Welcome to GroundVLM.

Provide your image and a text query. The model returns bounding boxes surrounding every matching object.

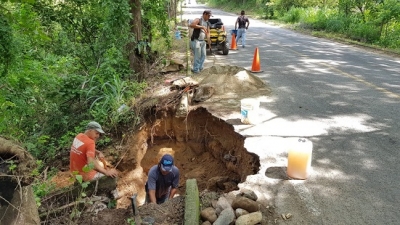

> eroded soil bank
[117,107,261,208]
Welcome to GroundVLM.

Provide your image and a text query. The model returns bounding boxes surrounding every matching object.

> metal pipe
[131,193,139,216]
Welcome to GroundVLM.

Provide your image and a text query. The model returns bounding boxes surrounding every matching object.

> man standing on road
[190,10,212,73]
[70,121,118,181]
[145,154,180,204]
[235,10,250,48]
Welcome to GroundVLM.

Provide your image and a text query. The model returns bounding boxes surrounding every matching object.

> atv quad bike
[207,18,229,55]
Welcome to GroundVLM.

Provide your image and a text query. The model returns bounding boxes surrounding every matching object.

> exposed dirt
[46,36,276,224]
[79,65,272,224]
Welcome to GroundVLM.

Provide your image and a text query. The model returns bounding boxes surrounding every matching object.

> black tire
[222,42,229,55]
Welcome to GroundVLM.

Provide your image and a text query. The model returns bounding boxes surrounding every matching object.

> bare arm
[169,188,178,199]
[235,18,238,29]
[88,156,118,178]
[246,19,250,29]
[190,18,208,33]
[148,190,157,204]
[95,150,104,158]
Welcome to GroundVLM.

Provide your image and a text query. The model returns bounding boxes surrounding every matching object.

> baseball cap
[86,121,105,134]
[160,154,174,172]
[203,10,212,16]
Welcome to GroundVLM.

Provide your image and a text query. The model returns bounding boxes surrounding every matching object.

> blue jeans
[236,28,246,47]
[191,40,206,72]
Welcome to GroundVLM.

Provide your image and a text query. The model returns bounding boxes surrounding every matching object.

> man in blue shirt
[145,154,180,204]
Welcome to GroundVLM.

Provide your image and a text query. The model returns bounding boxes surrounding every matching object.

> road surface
[182,2,400,225]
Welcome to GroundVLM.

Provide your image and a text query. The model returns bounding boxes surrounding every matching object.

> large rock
[236,189,258,201]
[201,207,218,223]
[213,207,235,225]
[235,211,262,225]
[231,197,259,213]
[235,208,249,217]
[214,196,231,215]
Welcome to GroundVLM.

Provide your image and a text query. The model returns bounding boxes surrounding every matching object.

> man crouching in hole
[145,154,180,204]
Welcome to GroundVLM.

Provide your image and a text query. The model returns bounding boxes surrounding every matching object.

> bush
[281,7,302,23]
[325,14,353,33]
[347,23,381,43]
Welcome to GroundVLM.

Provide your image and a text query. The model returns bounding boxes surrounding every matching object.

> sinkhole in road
[117,107,261,206]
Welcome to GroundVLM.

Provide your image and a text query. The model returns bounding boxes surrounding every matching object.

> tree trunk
[129,0,143,78]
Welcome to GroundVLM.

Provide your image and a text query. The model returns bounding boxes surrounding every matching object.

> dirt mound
[190,65,271,119]
[196,65,267,95]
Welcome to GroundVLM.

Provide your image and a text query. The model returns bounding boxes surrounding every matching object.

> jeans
[236,28,246,47]
[191,40,206,72]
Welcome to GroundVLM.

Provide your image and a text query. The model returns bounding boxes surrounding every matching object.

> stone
[231,197,259,213]
[213,207,235,225]
[237,190,258,201]
[201,207,218,223]
[235,211,262,225]
[235,208,249,217]
[214,196,231,215]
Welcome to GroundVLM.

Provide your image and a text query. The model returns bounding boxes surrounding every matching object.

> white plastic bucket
[287,138,313,179]
[240,98,260,124]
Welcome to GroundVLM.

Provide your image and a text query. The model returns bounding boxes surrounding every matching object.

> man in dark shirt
[189,10,212,73]
[235,10,250,48]
[145,154,180,204]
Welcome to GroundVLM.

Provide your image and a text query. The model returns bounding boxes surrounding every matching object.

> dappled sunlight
[287,65,307,73]
[324,83,362,91]
[329,101,351,106]
[301,58,347,66]
[238,107,384,137]
[313,167,363,182]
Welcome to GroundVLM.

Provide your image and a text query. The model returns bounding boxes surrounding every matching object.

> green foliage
[7,160,17,171]
[348,22,381,43]
[281,7,302,23]
[32,164,57,207]
[0,0,154,165]
[0,11,13,77]
[33,180,56,207]
[127,218,137,225]
[264,0,276,19]
[325,15,352,33]
[274,0,303,15]
[378,22,400,48]
[70,173,91,220]
[108,199,117,208]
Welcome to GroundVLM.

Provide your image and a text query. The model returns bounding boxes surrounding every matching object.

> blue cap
[160,154,174,172]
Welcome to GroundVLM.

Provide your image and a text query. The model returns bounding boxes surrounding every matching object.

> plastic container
[240,98,260,125]
[287,138,313,179]
[230,29,238,37]
[175,30,181,40]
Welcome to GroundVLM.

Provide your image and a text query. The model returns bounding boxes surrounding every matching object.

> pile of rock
[200,190,264,225]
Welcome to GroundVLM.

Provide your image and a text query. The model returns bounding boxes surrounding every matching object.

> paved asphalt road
[183,2,400,225]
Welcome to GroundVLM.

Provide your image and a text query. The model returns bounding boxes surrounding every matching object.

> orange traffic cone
[251,47,263,73]
[230,33,237,50]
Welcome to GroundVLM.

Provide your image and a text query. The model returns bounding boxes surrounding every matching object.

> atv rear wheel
[222,42,229,55]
